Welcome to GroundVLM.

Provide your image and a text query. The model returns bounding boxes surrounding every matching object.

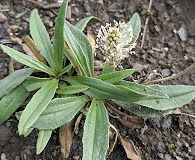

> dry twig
[140,0,153,49]
[27,0,61,9]
[143,63,195,85]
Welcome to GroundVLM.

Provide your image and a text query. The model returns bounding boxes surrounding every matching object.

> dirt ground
[0,0,195,160]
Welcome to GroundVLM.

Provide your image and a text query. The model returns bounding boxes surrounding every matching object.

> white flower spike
[96,20,136,68]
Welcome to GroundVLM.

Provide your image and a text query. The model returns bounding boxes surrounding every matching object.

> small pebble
[163,154,171,160]
[0,13,8,22]
[185,47,194,53]
[132,63,144,72]
[72,7,80,17]
[84,3,90,12]
[97,0,103,5]
[1,153,8,160]
[73,155,80,160]
[66,6,71,20]
[161,68,172,77]
[161,116,172,129]
[114,12,124,18]
[177,27,187,41]
[175,156,183,160]
[190,145,195,156]
[156,142,166,153]
[168,42,174,47]
[158,153,164,159]
[175,6,182,15]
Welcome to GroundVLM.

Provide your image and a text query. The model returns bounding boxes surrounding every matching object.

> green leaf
[0,84,30,124]
[117,81,168,99]
[32,95,88,130]
[23,128,34,137]
[56,84,89,95]
[1,45,57,76]
[23,76,52,92]
[101,62,114,74]
[18,78,58,135]
[82,99,109,160]
[64,44,83,76]
[58,64,72,77]
[114,100,174,118]
[64,21,94,77]
[52,0,68,72]
[134,85,195,110]
[0,68,33,98]
[96,69,135,84]
[122,13,141,45]
[65,76,145,102]
[30,9,55,69]
[75,16,100,31]
[36,129,52,154]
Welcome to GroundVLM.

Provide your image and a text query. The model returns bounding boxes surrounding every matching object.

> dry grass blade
[87,32,96,53]
[74,113,83,134]
[59,120,74,158]
[23,35,47,64]
[108,123,118,155]
[119,135,141,160]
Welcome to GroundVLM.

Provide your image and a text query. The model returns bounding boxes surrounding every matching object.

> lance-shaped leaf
[1,45,57,76]
[57,64,72,77]
[96,69,135,84]
[30,9,55,69]
[32,95,88,130]
[75,16,100,31]
[114,100,174,118]
[122,13,141,45]
[82,99,109,160]
[134,85,195,110]
[52,0,68,72]
[0,68,33,98]
[18,78,58,135]
[64,21,94,77]
[65,76,146,102]
[117,81,168,99]
[102,62,114,74]
[36,129,52,154]
[56,84,89,95]
[0,84,30,124]
[23,76,52,92]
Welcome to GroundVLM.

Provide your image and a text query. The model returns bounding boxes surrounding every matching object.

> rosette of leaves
[0,0,195,159]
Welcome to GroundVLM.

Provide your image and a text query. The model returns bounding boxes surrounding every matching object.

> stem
[143,63,195,85]
[140,0,153,49]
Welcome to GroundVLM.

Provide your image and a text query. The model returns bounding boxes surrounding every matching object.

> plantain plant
[0,0,195,159]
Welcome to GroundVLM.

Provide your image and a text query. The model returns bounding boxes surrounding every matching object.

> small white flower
[96,20,136,68]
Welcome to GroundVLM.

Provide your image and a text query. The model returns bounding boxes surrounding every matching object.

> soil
[0,0,195,160]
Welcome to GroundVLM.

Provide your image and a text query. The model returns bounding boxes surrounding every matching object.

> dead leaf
[119,135,141,160]
[108,123,118,155]
[11,37,22,44]
[74,113,83,134]
[8,58,14,74]
[118,118,141,129]
[59,120,74,158]
[21,43,38,60]
[173,108,181,115]
[23,35,47,64]
[87,32,96,53]
[107,103,145,129]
